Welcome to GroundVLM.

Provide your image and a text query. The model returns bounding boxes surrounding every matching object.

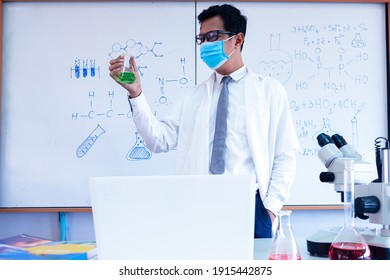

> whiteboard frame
[0,0,388,212]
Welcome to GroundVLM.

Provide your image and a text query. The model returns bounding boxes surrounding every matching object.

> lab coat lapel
[244,72,270,190]
[177,73,215,175]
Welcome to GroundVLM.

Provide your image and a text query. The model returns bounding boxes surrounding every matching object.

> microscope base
[306,228,390,259]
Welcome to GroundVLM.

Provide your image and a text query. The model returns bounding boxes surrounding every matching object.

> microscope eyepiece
[331,134,347,148]
[317,133,333,147]
[317,133,343,167]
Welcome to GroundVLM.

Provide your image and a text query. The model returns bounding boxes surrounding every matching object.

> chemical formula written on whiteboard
[258,20,375,157]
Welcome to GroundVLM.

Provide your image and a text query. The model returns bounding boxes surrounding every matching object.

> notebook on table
[90,174,256,260]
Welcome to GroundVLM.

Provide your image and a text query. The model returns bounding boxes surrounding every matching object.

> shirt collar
[215,65,248,84]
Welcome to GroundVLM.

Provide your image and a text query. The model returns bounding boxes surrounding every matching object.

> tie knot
[221,76,232,84]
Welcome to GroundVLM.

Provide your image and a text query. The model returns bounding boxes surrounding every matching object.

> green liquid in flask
[116,72,136,84]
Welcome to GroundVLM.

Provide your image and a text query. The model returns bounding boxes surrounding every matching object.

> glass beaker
[116,52,136,84]
[268,210,301,260]
[328,159,371,260]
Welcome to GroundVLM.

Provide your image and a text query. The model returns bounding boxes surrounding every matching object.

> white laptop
[90,174,256,260]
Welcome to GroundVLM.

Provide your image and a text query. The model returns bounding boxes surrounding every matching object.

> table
[253,238,328,260]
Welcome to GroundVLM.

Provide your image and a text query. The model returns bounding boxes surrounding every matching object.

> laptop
[90,174,256,260]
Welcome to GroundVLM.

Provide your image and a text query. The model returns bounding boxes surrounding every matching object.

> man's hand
[109,54,143,98]
[267,209,276,223]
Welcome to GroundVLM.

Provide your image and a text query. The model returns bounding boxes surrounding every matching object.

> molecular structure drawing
[108,39,163,59]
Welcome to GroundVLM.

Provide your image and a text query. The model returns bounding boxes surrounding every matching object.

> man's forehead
[199,16,224,32]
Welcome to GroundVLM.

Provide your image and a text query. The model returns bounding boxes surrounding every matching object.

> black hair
[197,4,247,37]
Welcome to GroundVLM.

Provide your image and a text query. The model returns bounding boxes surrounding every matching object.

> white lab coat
[130,69,300,215]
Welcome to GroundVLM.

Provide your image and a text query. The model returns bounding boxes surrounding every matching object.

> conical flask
[268,210,301,260]
[328,159,371,260]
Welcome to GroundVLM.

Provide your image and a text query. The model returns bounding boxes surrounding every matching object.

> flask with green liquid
[116,53,136,84]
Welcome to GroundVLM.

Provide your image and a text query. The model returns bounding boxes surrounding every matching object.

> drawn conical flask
[268,210,301,260]
[328,160,371,260]
[351,33,366,48]
[126,132,152,161]
[312,118,338,144]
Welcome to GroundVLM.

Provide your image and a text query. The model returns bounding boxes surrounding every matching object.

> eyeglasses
[195,30,235,45]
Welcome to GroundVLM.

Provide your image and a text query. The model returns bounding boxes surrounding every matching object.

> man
[109,4,299,238]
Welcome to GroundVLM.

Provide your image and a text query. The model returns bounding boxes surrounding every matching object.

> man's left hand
[267,209,276,223]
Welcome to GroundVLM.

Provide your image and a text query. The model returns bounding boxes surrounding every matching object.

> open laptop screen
[90,174,255,260]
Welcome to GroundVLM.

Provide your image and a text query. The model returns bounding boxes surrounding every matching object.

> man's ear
[235,32,245,49]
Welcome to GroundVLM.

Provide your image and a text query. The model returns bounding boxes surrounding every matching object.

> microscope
[306,133,390,259]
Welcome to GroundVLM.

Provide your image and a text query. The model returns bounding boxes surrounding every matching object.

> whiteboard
[1,1,388,207]
[1,2,196,207]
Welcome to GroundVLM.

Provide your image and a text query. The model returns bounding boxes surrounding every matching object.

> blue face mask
[200,36,236,70]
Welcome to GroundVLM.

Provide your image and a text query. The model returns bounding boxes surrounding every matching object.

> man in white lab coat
[109,4,300,238]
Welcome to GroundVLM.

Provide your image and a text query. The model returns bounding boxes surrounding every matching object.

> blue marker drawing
[71,58,81,79]
[258,33,293,84]
[82,59,88,78]
[126,132,152,161]
[109,39,163,60]
[76,124,106,158]
[70,58,100,79]
[90,59,96,77]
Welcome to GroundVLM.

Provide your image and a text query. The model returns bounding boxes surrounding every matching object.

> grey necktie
[210,76,232,174]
